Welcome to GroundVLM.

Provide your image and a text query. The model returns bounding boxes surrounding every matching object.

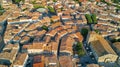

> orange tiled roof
[51,16,60,22]
[75,32,83,42]
[50,22,62,29]
[59,56,73,67]
[46,30,57,37]
[33,62,44,67]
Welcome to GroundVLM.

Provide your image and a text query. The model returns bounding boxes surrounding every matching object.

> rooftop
[59,56,73,67]
[60,36,75,52]
[91,40,108,56]
[113,42,120,51]
[0,65,7,67]
[51,16,60,22]
[13,53,28,65]
[46,30,57,37]
[0,10,11,22]
[50,22,62,29]
[45,55,58,64]
[89,32,117,56]
[37,8,46,13]
[23,42,44,49]
[35,30,46,36]
[86,64,99,67]
[45,55,59,67]
[75,32,83,42]
[33,55,44,67]
[48,41,58,51]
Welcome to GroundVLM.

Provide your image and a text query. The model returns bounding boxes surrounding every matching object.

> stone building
[87,32,118,65]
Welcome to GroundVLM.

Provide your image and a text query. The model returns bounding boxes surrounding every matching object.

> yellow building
[87,32,118,65]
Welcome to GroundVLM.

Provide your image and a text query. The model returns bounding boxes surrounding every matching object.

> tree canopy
[0,5,4,10]
[94,29,100,34]
[85,14,97,24]
[41,25,49,31]
[47,6,55,13]
[85,14,93,24]
[33,5,45,9]
[81,28,89,39]
[53,0,57,2]
[91,14,97,24]
[0,5,5,15]
[74,42,85,56]
[111,0,119,3]
[12,0,24,4]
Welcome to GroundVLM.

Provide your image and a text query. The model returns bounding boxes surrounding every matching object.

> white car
[86,47,89,50]
[89,52,93,55]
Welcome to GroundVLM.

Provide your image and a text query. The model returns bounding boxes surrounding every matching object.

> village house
[13,53,28,67]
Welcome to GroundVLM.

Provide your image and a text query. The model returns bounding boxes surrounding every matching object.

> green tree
[100,0,105,2]
[31,0,36,4]
[33,5,45,9]
[81,28,89,39]
[94,29,100,34]
[91,14,97,24]
[74,42,85,56]
[0,5,5,15]
[47,6,55,13]
[53,0,57,2]
[0,5,4,10]
[15,0,21,3]
[12,0,25,5]
[112,0,119,3]
[12,0,21,4]
[110,39,117,43]
[117,38,120,42]
[85,14,93,24]
[41,25,49,31]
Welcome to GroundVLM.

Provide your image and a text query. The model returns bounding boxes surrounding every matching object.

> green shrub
[34,5,45,9]
[74,42,85,56]
[47,6,55,13]
[41,25,49,31]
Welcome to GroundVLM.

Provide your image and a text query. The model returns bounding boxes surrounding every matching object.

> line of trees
[85,14,97,24]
